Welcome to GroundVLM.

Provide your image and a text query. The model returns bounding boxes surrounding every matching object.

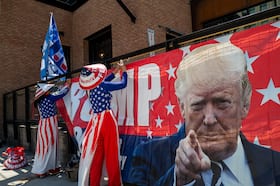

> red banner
[57,20,280,181]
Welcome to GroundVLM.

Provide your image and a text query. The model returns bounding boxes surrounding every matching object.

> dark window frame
[86,25,112,68]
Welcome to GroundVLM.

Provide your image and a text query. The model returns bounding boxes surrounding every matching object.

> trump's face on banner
[175,43,251,161]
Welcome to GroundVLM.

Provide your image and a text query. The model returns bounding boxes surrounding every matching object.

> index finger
[187,130,199,153]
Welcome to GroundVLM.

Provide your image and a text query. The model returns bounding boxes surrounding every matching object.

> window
[203,0,279,29]
[87,26,112,68]
[63,45,71,72]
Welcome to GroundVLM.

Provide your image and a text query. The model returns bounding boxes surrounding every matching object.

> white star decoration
[271,21,280,28]
[166,64,176,80]
[253,136,271,148]
[256,78,280,105]
[276,31,280,41]
[175,120,184,132]
[214,34,232,43]
[149,101,154,111]
[271,21,280,41]
[181,45,191,58]
[146,129,153,139]
[245,51,259,74]
[165,101,175,115]
[155,115,163,128]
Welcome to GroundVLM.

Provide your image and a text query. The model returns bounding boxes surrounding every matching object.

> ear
[180,102,185,118]
[241,103,249,119]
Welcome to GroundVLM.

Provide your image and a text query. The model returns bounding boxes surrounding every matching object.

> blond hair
[175,42,252,108]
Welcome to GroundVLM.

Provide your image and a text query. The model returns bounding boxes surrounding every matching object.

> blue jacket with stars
[127,125,280,186]
[89,72,128,113]
[38,85,70,119]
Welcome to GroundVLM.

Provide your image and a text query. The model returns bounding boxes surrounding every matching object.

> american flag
[56,20,280,181]
[40,13,68,81]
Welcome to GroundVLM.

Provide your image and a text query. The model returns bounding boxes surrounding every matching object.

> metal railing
[3,6,279,149]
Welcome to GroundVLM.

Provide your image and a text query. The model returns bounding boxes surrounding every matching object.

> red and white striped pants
[78,110,121,186]
[31,115,59,174]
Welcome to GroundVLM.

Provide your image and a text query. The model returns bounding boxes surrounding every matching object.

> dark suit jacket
[126,125,280,186]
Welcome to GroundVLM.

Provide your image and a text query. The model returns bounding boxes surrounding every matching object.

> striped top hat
[35,83,55,100]
[79,64,107,90]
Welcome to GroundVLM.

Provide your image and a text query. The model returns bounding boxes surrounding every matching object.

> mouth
[197,134,224,141]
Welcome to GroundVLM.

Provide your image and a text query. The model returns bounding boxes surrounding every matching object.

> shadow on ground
[0,145,77,186]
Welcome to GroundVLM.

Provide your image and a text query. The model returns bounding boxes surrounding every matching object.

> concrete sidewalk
[0,145,78,186]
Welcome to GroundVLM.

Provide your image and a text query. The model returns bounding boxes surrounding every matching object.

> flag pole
[46,12,53,82]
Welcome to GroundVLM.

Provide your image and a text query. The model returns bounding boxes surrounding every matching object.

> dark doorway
[87,25,112,68]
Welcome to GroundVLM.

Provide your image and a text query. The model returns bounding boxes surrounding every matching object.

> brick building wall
[0,0,192,140]
[0,0,73,139]
[71,0,192,69]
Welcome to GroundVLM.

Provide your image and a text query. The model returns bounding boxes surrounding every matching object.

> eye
[215,99,231,109]
[190,102,204,111]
